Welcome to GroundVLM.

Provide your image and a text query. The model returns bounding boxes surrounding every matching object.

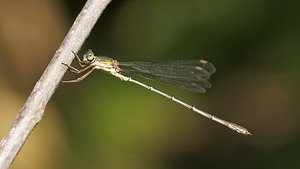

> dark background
[0,0,299,169]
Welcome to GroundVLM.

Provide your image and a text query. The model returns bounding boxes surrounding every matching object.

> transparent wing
[119,60,215,93]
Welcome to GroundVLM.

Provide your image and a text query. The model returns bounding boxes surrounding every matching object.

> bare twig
[0,0,112,168]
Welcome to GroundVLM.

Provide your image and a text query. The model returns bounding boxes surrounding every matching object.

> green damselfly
[62,50,251,135]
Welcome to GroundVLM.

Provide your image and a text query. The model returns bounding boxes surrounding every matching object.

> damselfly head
[83,49,95,63]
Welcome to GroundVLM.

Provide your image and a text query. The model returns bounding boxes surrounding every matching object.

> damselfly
[62,50,251,135]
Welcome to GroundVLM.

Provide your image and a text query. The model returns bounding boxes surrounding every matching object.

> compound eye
[83,50,94,61]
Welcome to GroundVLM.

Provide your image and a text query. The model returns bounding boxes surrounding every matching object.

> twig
[0,0,112,168]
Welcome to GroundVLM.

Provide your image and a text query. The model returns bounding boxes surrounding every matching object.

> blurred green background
[0,0,299,169]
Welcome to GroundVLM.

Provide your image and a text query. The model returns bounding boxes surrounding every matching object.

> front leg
[72,50,85,67]
[62,67,95,83]
[62,63,93,74]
